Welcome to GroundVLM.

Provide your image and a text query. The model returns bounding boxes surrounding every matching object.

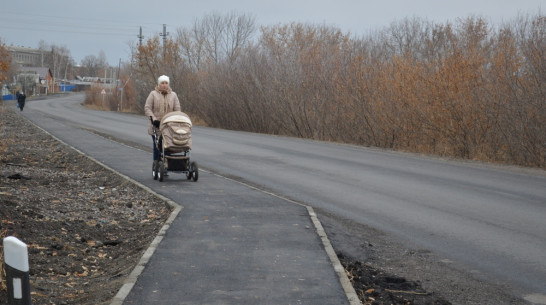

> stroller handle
[150,116,160,135]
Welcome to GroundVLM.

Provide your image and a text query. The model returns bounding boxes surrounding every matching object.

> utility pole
[137,26,144,46]
[159,24,169,52]
[117,58,121,111]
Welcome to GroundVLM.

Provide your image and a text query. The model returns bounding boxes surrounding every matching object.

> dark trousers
[152,136,159,161]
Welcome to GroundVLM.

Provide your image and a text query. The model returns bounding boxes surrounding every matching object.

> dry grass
[83,103,110,111]
[84,87,120,111]
[186,112,208,127]
[0,104,7,292]
[0,103,8,153]
[0,101,14,156]
[0,227,6,292]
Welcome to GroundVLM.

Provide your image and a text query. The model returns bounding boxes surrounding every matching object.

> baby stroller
[152,111,199,182]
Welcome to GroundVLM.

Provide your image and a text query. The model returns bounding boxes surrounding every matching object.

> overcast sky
[1,0,543,65]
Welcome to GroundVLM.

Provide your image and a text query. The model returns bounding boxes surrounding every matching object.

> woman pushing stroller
[144,75,181,175]
[145,75,198,182]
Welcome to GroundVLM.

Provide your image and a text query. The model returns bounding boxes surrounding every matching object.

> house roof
[18,67,52,79]
[8,46,42,54]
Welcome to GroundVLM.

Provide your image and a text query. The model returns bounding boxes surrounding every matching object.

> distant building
[1,84,11,99]
[8,46,44,67]
[17,67,54,95]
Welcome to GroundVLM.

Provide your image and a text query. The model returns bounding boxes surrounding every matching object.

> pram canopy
[160,111,192,152]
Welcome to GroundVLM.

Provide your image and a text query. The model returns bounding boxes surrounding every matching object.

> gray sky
[1,0,543,65]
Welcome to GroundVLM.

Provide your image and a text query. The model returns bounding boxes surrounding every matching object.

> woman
[144,75,181,176]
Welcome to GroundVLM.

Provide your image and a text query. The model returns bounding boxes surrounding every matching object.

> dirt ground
[0,105,171,304]
[317,208,528,305]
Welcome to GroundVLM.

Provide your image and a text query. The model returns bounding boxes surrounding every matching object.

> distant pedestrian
[144,75,181,173]
[16,91,20,108]
[17,91,26,111]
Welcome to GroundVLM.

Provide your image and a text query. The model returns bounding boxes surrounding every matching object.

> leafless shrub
[130,11,545,168]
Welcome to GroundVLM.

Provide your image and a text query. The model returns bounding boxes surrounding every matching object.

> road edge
[19,115,183,305]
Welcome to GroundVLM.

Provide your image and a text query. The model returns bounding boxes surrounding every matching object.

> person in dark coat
[17,91,26,111]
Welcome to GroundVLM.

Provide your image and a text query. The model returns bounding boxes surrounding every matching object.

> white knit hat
[158,75,170,85]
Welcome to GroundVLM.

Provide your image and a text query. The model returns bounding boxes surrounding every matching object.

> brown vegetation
[0,104,9,292]
[83,72,138,112]
[127,12,544,168]
[0,39,12,91]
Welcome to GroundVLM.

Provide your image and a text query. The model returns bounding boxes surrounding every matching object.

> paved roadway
[23,94,546,303]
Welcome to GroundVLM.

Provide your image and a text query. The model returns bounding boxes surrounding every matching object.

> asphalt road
[22,94,546,303]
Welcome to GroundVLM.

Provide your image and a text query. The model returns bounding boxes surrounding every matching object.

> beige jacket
[144,87,181,135]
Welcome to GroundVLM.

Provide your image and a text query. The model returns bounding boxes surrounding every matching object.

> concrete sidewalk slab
[21,110,354,305]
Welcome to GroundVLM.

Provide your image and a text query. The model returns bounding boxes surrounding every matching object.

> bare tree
[223,12,256,63]
[130,11,545,168]
[177,27,206,71]
[178,12,256,68]
[80,51,109,77]
[81,55,100,76]
[36,44,73,81]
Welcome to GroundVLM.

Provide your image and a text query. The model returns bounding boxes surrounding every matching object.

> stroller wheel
[158,161,165,182]
[153,161,158,180]
[191,161,199,182]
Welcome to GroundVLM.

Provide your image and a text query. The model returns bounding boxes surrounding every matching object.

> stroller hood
[160,111,192,151]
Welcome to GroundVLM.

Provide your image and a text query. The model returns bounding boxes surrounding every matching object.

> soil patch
[0,105,171,304]
[318,208,526,305]
[339,253,451,305]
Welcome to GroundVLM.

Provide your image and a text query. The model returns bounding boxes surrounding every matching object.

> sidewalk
[21,109,356,305]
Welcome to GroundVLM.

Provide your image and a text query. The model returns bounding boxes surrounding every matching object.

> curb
[22,112,360,305]
[110,206,182,305]
[207,171,362,305]
[307,206,361,305]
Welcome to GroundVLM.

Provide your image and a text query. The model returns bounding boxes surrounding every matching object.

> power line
[0,17,137,32]
[0,11,172,40]
[0,24,136,37]
[0,18,173,42]
[0,11,163,28]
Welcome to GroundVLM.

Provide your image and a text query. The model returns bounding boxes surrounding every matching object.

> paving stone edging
[209,172,361,305]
